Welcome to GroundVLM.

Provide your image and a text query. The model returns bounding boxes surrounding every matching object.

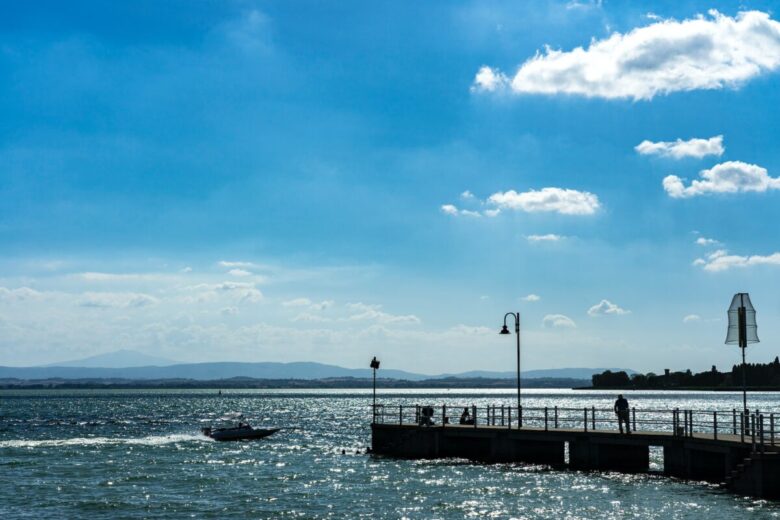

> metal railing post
[672,409,677,436]
[733,408,737,435]
[584,407,588,432]
[508,406,512,430]
[713,411,718,440]
[544,407,549,431]
[591,406,596,431]
[740,411,745,443]
[760,414,765,453]
[751,414,756,451]
[442,404,446,428]
[473,405,477,429]
[771,413,775,446]
[400,405,404,425]
[632,407,636,432]
[554,406,559,429]
[519,406,523,429]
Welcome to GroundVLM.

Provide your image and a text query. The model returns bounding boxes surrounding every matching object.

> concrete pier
[371,405,780,500]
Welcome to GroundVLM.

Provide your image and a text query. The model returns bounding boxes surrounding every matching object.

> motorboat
[201,413,280,441]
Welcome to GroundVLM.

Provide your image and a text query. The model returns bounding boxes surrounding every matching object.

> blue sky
[1,1,780,373]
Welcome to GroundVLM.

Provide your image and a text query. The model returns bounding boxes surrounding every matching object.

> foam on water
[0,433,209,448]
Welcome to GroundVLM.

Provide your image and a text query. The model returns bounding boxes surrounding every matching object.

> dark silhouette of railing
[372,404,779,449]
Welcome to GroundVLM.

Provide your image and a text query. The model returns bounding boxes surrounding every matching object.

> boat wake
[0,433,210,449]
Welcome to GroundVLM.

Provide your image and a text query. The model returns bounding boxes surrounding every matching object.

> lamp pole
[500,312,521,419]
[370,357,380,424]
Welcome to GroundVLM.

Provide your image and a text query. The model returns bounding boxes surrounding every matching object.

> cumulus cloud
[543,314,577,328]
[527,234,564,242]
[522,294,541,302]
[218,260,257,268]
[588,299,630,316]
[663,161,780,198]
[694,249,780,272]
[460,190,475,200]
[471,65,509,92]
[78,292,159,309]
[635,136,724,159]
[228,268,252,277]
[683,314,701,323]
[488,188,600,215]
[475,11,780,100]
[220,307,239,316]
[696,237,720,246]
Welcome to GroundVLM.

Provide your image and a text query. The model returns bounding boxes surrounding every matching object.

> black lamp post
[370,356,380,423]
[500,312,521,422]
[726,293,759,413]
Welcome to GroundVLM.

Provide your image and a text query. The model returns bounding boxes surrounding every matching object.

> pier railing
[372,404,779,448]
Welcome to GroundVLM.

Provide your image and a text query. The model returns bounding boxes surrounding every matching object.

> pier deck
[371,404,780,499]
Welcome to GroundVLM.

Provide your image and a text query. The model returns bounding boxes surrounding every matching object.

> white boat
[201,413,280,441]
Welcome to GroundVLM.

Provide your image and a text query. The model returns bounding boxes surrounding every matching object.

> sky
[2,0,780,374]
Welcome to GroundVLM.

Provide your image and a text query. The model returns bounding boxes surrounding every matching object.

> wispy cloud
[527,234,564,242]
[522,294,540,302]
[635,136,724,159]
[543,314,576,328]
[78,292,159,309]
[474,11,780,100]
[694,249,780,272]
[683,314,701,323]
[696,237,720,246]
[664,161,780,198]
[588,299,630,316]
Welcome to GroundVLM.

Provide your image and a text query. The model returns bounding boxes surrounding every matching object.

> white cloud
[588,299,630,316]
[345,302,421,324]
[218,260,259,269]
[527,234,564,242]
[635,136,724,159]
[180,267,193,273]
[77,272,161,282]
[309,300,335,311]
[543,314,577,328]
[78,292,159,309]
[185,281,263,303]
[228,268,252,277]
[683,314,701,323]
[488,188,600,215]
[460,190,475,200]
[522,294,540,302]
[696,237,720,246]
[471,65,509,92]
[477,11,780,100]
[291,313,331,323]
[0,287,43,302]
[663,161,780,198]
[283,297,312,307]
[694,249,780,272]
[440,204,482,218]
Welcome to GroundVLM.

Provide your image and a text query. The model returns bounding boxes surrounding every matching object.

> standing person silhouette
[614,394,631,434]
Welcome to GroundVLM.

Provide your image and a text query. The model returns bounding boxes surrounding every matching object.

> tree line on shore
[592,357,780,389]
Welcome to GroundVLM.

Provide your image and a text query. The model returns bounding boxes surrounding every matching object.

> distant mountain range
[0,350,634,382]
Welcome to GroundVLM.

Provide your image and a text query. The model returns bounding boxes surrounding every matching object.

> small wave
[0,433,209,449]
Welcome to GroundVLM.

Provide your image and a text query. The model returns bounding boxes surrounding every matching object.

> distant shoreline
[576,386,780,392]
[0,376,590,390]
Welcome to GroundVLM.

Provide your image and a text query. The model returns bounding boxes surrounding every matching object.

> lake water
[1,388,779,518]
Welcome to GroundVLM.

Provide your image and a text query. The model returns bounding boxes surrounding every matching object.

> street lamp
[370,356,380,423]
[500,312,521,423]
[725,293,759,412]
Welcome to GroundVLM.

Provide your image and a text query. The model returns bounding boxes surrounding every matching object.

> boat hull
[202,427,280,441]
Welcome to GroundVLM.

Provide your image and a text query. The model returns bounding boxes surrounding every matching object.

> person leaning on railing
[614,394,631,434]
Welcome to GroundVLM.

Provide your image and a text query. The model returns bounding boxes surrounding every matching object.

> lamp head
[499,325,510,335]
[370,357,380,370]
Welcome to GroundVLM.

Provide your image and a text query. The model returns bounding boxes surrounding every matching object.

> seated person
[459,407,474,425]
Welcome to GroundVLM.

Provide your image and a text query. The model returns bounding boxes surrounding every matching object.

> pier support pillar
[569,439,649,473]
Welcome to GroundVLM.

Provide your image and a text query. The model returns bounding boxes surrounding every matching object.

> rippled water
[1,388,779,518]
